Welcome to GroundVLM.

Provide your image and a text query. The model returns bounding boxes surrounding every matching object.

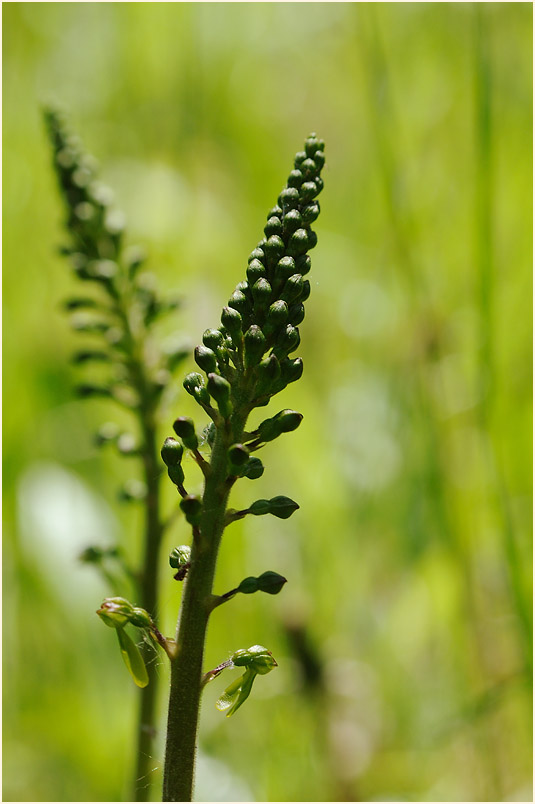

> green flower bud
[180,494,202,526]
[300,278,311,300]
[294,150,307,167]
[287,169,304,188]
[232,645,277,674]
[267,205,283,219]
[248,498,271,515]
[203,421,216,447]
[307,230,318,250]
[97,597,134,629]
[248,495,298,518]
[248,247,265,264]
[278,187,300,210]
[169,544,191,569]
[315,175,324,194]
[276,324,301,354]
[168,463,185,487]
[251,277,272,312]
[161,436,184,467]
[287,228,310,257]
[228,289,250,317]
[244,325,267,368]
[203,328,225,351]
[256,571,287,595]
[299,157,317,177]
[207,373,233,418]
[183,371,207,399]
[305,135,320,157]
[264,216,283,238]
[247,258,266,284]
[237,576,259,594]
[221,306,242,337]
[313,150,325,169]
[130,606,153,629]
[300,181,318,202]
[301,201,320,223]
[173,416,198,450]
[228,443,250,468]
[264,235,285,262]
[283,209,303,233]
[257,409,303,442]
[295,254,311,276]
[280,274,304,304]
[243,456,264,479]
[287,303,305,326]
[276,256,297,281]
[195,345,218,374]
[255,354,280,396]
[263,300,288,335]
[280,357,304,384]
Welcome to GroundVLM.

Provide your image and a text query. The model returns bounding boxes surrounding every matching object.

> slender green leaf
[116,627,149,688]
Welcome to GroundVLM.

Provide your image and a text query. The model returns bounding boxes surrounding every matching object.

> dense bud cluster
[44,107,186,416]
[183,134,324,419]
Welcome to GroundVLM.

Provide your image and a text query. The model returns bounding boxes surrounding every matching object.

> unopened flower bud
[280,274,304,304]
[248,247,265,264]
[228,289,250,317]
[169,544,191,569]
[180,494,202,526]
[283,209,303,233]
[207,373,233,418]
[276,256,297,281]
[243,456,264,479]
[97,596,134,628]
[287,303,305,326]
[203,328,225,351]
[247,259,266,284]
[228,443,250,468]
[264,235,285,263]
[244,325,267,368]
[287,169,303,188]
[173,417,198,450]
[264,216,283,238]
[256,571,287,595]
[301,202,320,224]
[305,135,320,157]
[195,345,218,374]
[130,607,153,629]
[251,278,272,312]
[280,357,304,385]
[232,645,277,674]
[263,300,288,335]
[279,187,299,209]
[255,354,280,396]
[221,306,242,338]
[287,228,310,257]
[237,576,259,594]
[161,437,184,467]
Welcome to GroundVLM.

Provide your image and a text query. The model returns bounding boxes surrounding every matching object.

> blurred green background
[3,3,532,801]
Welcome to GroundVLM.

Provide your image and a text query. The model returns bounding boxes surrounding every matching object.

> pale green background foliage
[3,3,532,802]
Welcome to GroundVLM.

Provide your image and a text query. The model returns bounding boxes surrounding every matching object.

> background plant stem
[133,417,163,801]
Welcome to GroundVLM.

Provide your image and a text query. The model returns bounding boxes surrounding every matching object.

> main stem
[162,407,248,802]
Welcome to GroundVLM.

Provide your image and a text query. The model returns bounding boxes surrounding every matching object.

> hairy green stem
[162,409,248,801]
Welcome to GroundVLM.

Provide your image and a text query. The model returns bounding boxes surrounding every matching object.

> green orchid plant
[93,131,324,801]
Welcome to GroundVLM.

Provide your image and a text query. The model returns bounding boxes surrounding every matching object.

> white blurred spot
[17,462,119,607]
[194,753,254,802]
